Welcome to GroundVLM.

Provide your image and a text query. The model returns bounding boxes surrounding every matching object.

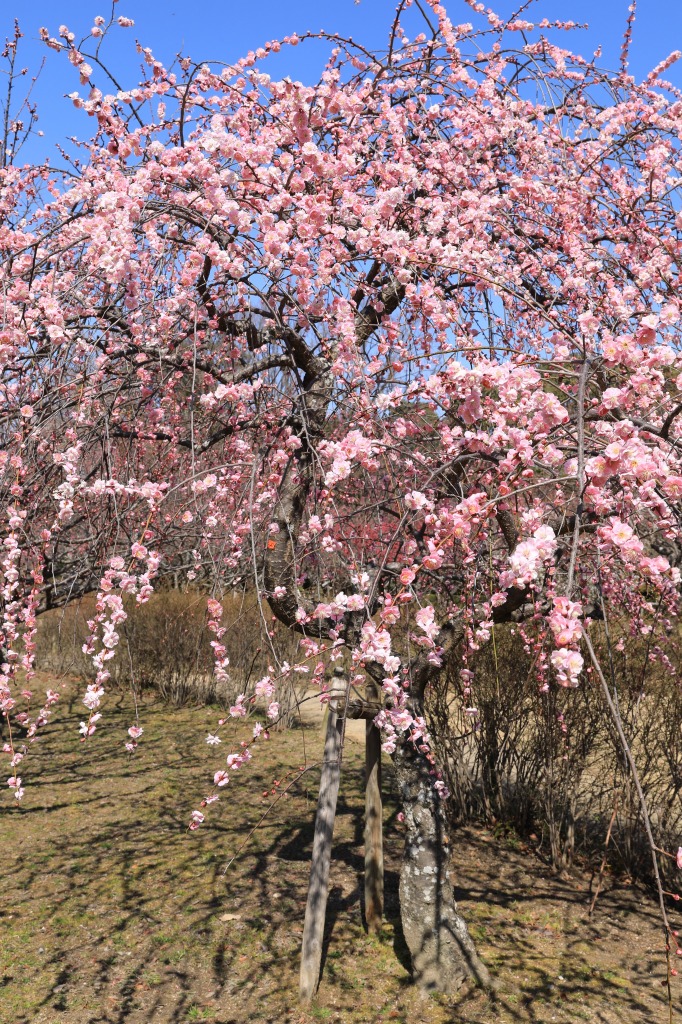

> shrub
[426,623,682,885]
[36,588,303,718]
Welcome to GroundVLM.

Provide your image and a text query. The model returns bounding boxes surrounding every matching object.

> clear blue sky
[3,0,682,164]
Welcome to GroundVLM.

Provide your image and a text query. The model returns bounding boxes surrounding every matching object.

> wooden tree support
[299,668,385,1001]
[364,679,383,933]
[299,667,345,1003]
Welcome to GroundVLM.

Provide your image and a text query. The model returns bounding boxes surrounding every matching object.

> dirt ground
[0,676,678,1024]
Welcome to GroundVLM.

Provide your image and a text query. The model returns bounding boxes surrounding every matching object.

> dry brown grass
[1,673,678,1024]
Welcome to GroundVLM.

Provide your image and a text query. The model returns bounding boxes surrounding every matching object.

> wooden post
[299,666,345,1003]
[364,679,383,932]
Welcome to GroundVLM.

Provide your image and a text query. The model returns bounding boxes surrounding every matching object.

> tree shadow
[2,679,675,1024]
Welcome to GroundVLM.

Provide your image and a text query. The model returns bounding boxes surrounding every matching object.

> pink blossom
[255,676,274,699]
[405,490,431,511]
[189,810,205,830]
[604,518,635,547]
[380,595,400,625]
[509,526,556,584]
[359,622,393,666]
[549,598,583,647]
[422,542,444,571]
[663,476,682,499]
[83,684,104,710]
[551,649,584,688]
[229,697,247,718]
[266,701,280,720]
[415,605,439,641]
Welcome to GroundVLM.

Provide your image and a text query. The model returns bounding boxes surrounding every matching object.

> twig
[220,762,319,875]
[589,791,619,917]
[566,357,590,597]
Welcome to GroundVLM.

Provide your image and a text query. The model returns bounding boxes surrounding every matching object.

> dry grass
[0,673,678,1024]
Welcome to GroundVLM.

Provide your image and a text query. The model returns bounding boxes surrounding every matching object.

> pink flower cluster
[207,597,230,685]
[505,526,556,588]
[79,546,160,743]
[548,597,584,689]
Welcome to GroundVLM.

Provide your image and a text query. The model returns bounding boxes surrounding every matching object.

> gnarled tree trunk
[393,726,492,994]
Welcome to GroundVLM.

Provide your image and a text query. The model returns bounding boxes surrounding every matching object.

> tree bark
[392,732,492,994]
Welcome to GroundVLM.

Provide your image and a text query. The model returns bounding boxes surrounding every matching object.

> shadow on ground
[0,676,675,1024]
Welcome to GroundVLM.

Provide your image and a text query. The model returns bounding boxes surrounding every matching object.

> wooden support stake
[364,679,384,933]
[299,667,345,1003]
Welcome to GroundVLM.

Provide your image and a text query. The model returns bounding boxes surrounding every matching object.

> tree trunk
[393,733,492,994]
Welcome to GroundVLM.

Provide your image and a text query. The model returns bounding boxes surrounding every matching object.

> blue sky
[3,0,682,163]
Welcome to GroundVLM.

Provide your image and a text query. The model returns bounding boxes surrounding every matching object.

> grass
[0,674,678,1024]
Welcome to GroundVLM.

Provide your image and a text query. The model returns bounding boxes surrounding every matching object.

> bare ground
[0,676,678,1024]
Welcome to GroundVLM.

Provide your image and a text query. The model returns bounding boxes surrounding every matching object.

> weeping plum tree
[2,0,682,995]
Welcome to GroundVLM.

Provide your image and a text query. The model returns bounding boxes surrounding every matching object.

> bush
[36,588,304,718]
[39,592,682,886]
[426,622,682,885]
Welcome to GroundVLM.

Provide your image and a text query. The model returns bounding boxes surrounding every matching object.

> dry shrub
[426,623,682,884]
[36,588,303,717]
[38,592,681,883]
